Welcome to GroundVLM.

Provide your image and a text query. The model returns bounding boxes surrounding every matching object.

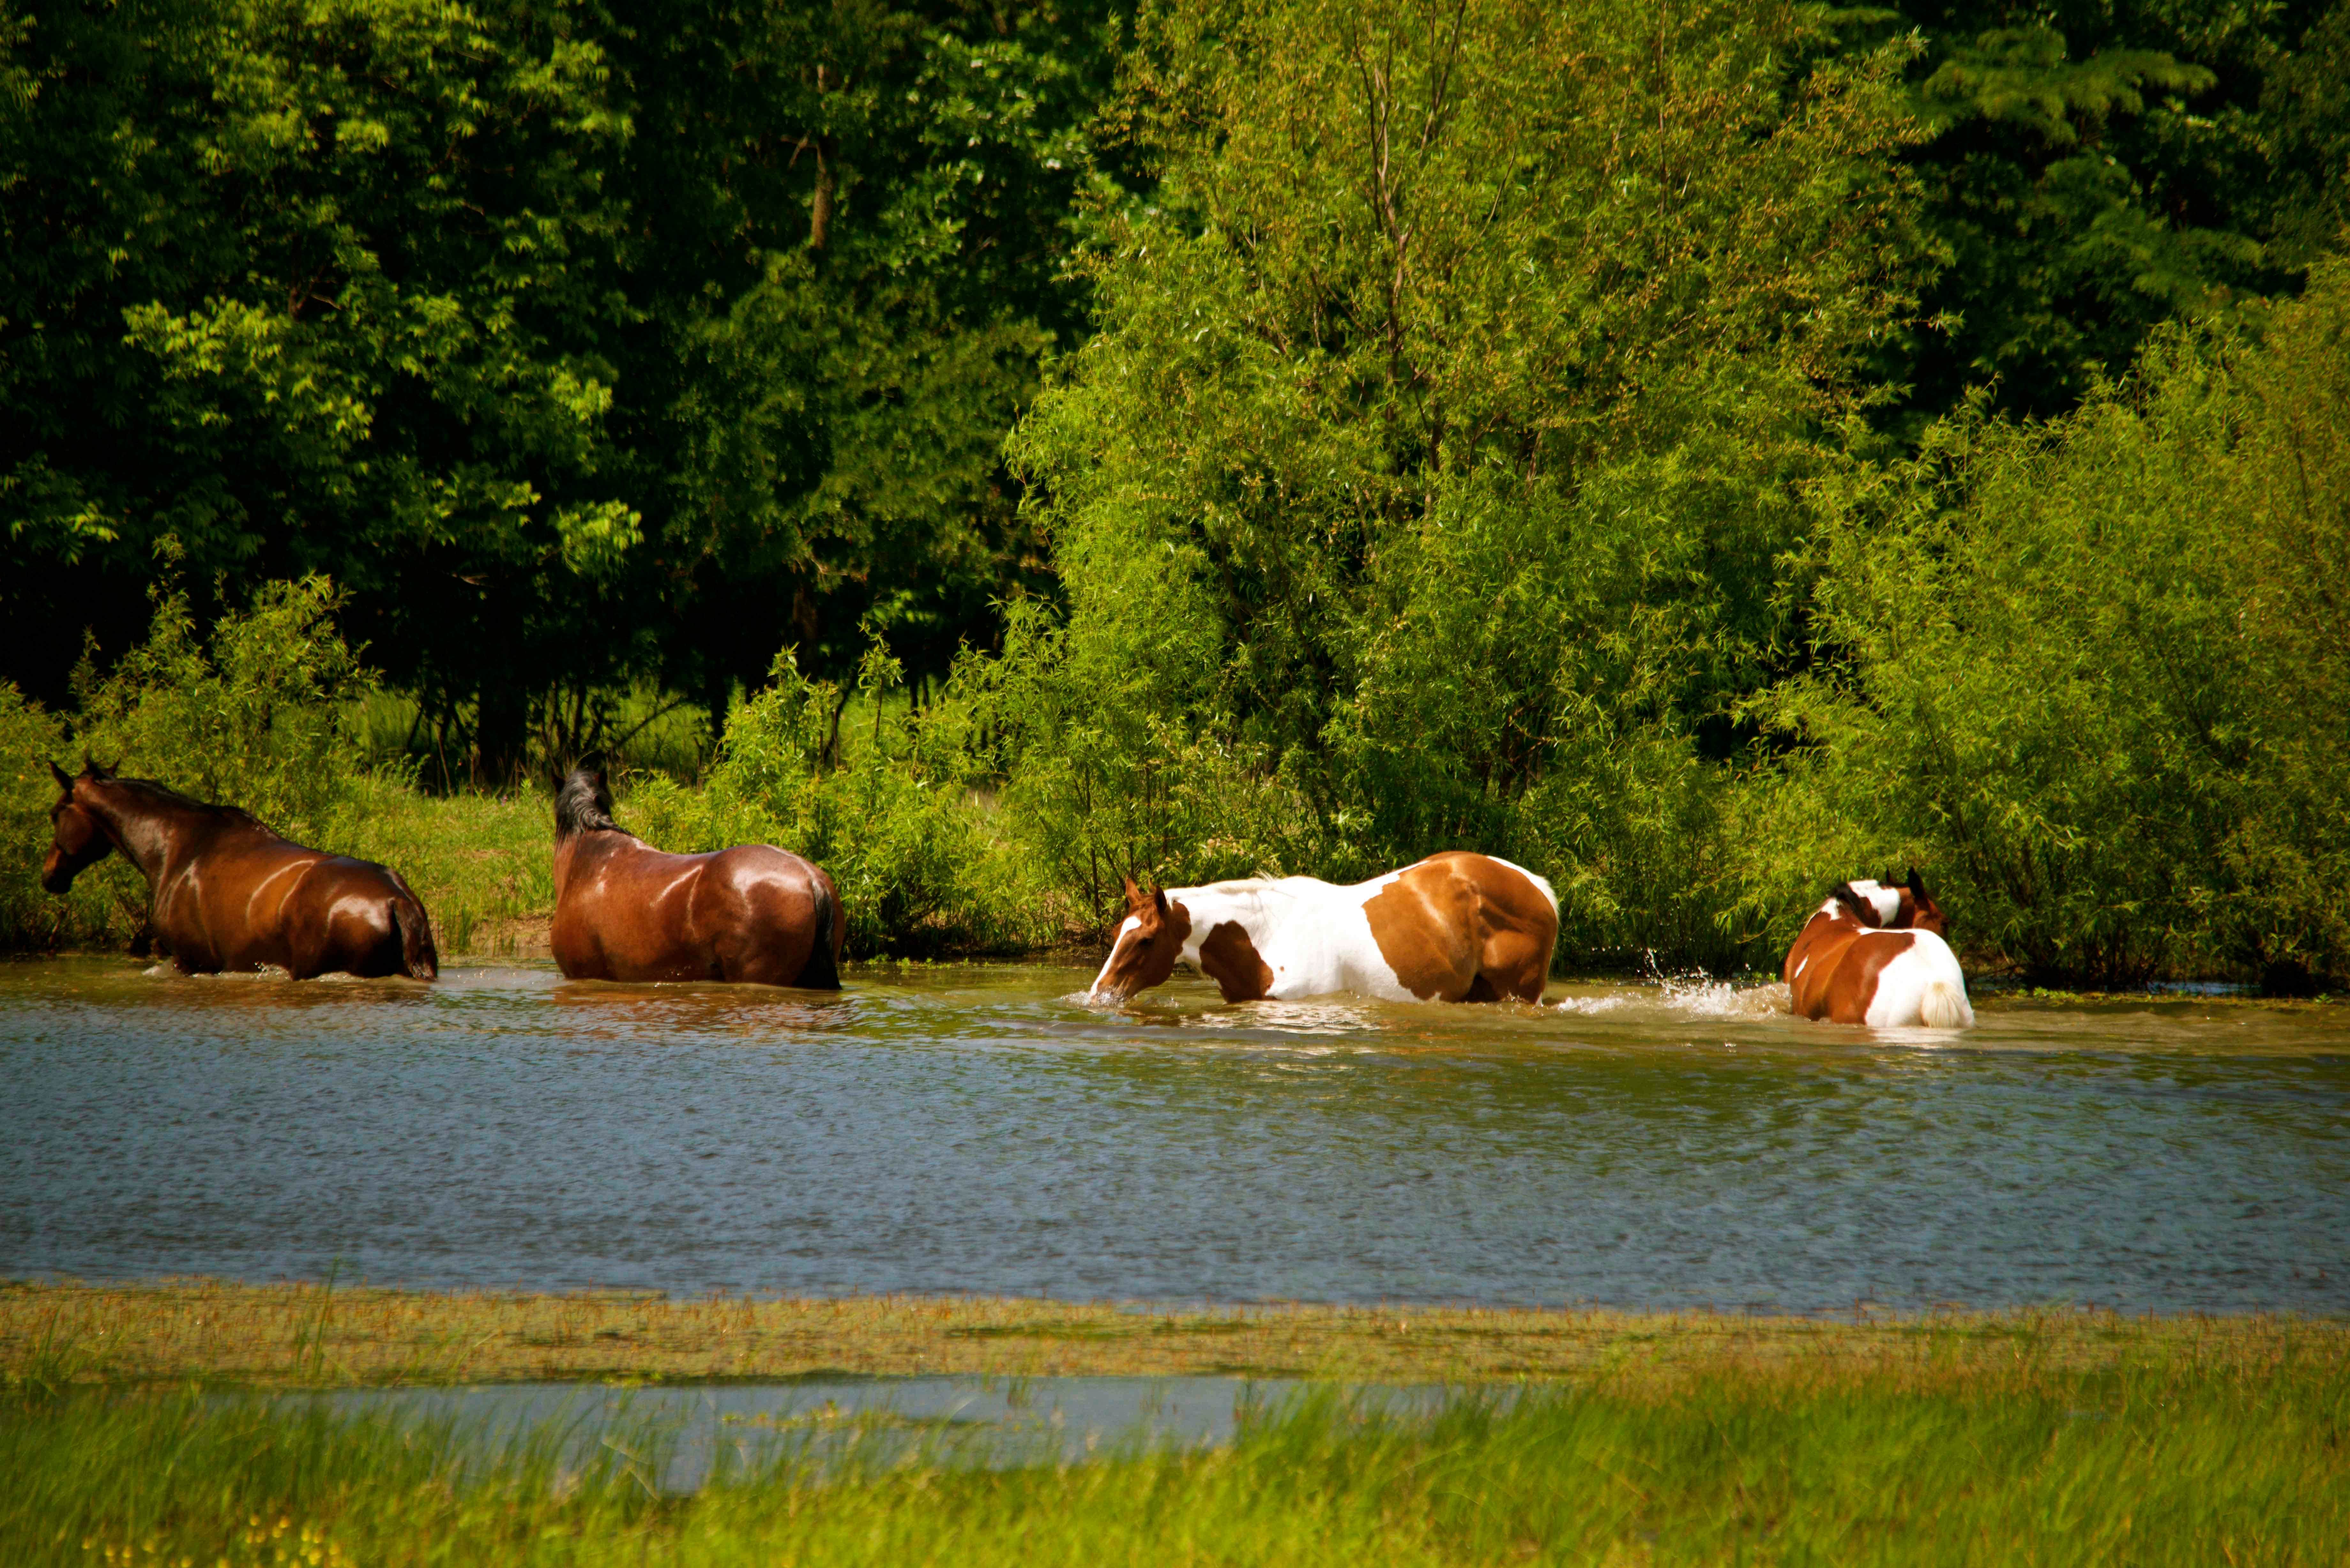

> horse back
[1787,914,1920,1024]
[553,835,840,987]
[163,833,427,979]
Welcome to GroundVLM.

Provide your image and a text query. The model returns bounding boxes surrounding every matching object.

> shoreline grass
[5,1287,2344,1565]
[5,1280,2344,1390]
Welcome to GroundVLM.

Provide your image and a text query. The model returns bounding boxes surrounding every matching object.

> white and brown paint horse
[1784,870,1973,1028]
[1088,853,1559,1005]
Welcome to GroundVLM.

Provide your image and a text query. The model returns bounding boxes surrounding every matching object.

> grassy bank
[4,1287,2343,1565]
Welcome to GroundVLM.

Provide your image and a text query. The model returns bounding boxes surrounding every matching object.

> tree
[1006,0,1937,953]
[1882,0,2350,424]
[0,0,1123,780]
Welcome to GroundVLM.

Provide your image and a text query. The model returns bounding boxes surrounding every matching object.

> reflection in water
[1,957,2345,1312]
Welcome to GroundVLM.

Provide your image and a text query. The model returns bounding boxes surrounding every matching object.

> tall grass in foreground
[6,1344,2344,1566]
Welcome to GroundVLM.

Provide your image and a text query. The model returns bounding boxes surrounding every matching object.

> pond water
[271,1376,1311,1486]
[2,958,2344,1313]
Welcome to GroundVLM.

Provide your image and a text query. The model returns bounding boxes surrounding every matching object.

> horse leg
[1475,925,1552,1003]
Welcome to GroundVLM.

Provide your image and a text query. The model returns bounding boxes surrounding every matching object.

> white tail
[1919,978,1973,1029]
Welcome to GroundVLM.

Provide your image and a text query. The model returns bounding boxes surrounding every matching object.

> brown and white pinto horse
[1784,870,1973,1028]
[549,766,844,987]
[1089,852,1558,1005]
[42,760,438,979]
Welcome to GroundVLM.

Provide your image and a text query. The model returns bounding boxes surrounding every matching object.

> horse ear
[1121,875,1143,909]
[49,760,73,791]
[1151,884,1171,917]
[1907,866,1927,896]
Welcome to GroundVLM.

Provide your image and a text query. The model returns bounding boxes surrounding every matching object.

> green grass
[323,775,554,959]
[6,1337,2344,1566]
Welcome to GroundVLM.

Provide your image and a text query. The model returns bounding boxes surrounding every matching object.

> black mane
[554,767,622,838]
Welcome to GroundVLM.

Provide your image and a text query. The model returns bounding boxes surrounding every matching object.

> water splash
[1552,973,1789,1022]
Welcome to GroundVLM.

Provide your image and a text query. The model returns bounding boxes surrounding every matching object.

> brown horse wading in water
[41,760,438,979]
[550,766,844,986]
[1784,870,1973,1029]
[1089,852,1559,1005]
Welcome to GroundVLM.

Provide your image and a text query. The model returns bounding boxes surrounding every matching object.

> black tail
[395,895,440,981]
[797,878,841,990]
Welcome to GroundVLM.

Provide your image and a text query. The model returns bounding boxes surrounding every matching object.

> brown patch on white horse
[1362,853,1553,1003]
[1198,919,1275,1002]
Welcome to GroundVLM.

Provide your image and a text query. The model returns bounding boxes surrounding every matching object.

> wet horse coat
[1089,852,1558,1005]
[41,762,437,979]
[549,767,844,987]
[1784,874,1973,1028]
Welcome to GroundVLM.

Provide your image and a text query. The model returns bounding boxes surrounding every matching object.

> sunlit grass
[8,1285,2340,1562]
[5,1330,2343,1565]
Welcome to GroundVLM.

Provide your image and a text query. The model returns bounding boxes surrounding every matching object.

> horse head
[1899,867,1949,938]
[1088,876,1193,1003]
[42,758,117,893]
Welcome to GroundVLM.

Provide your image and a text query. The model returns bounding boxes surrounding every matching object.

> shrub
[1737,264,2350,987]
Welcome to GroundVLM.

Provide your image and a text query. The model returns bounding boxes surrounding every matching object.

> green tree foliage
[1742,262,2350,987]
[1007,0,1937,953]
[1886,0,2350,423]
[0,0,1118,779]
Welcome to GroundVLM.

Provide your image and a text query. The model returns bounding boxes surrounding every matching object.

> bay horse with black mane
[1784,870,1973,1028]
[41,759,438,979]
[550,765,844,987]
[1089,852,1558,1005]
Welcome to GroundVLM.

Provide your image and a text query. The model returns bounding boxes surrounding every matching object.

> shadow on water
[2,955,2345,1311]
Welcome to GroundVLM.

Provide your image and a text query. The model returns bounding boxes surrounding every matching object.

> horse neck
[81,784,228,889]
[553,826,638,891]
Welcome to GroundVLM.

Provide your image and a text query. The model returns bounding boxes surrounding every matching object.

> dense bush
[1740,264,2350,987]
[624,647,1047,955]
[994,0,1935,968]
[0,575,376,949]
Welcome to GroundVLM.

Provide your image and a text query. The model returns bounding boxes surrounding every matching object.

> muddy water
[1,958,2343,1312]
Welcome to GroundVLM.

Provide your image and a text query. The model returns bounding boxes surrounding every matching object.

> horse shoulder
[1197,917,1275,1002]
